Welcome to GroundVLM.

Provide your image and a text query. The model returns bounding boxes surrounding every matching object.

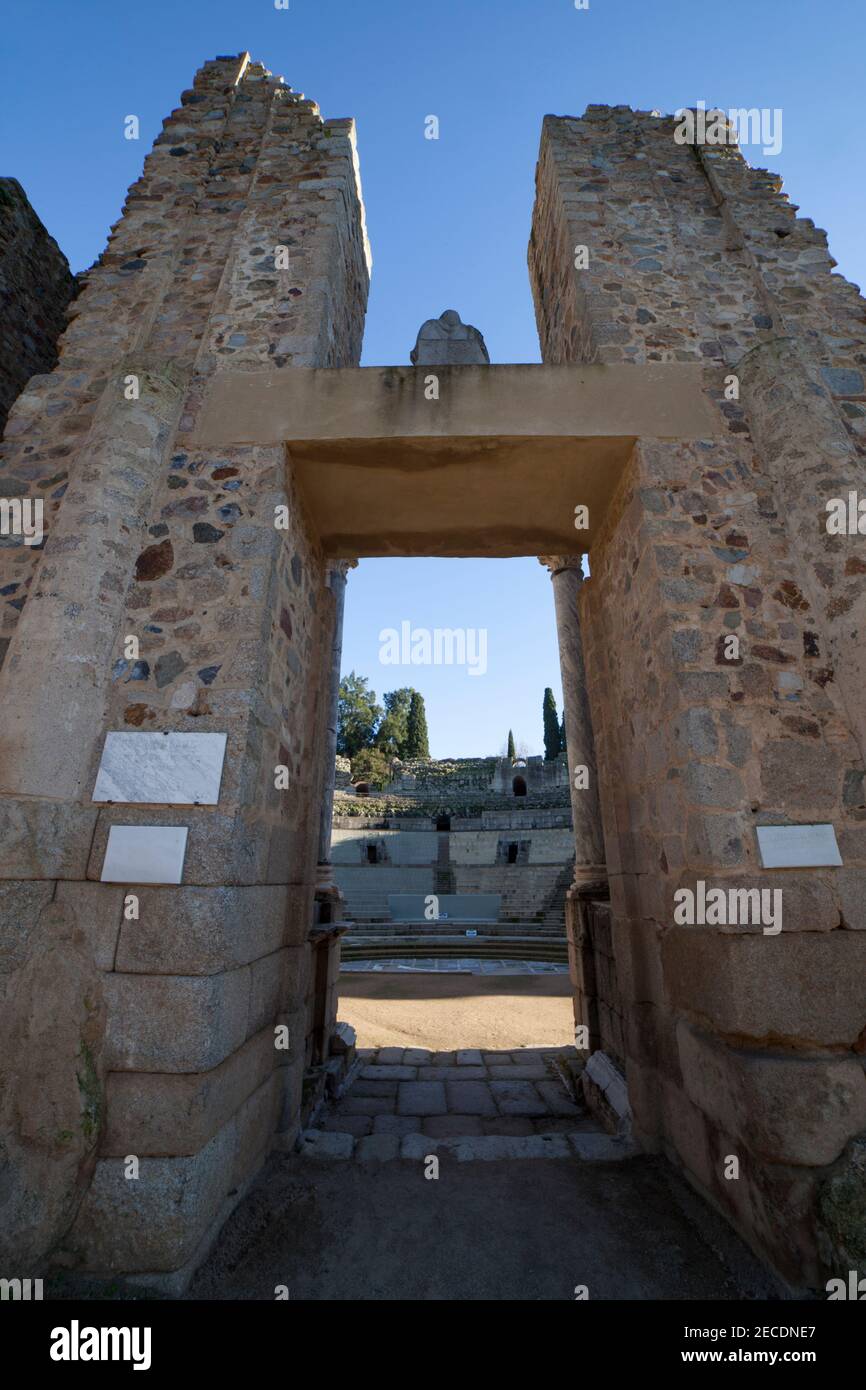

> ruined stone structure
[0,178,76,441]
[332,754,574,928]
[1,59,864,1292]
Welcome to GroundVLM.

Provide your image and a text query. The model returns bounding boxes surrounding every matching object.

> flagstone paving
[305,1044,602,1153]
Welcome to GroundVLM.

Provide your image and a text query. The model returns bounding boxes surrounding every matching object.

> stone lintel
[190,364,721,557]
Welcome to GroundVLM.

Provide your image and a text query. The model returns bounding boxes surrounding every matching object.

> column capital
[327,558,358,583]
[538,554,585,579]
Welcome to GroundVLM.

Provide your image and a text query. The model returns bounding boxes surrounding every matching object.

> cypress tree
[559,712,566,754]
[542,687,561,761]
[507,728,516,760]
[405,690,430,758]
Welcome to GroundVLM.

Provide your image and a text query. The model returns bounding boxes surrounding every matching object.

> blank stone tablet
[756,824,842,869]
[92,731,227,805]
[101,825,189,884]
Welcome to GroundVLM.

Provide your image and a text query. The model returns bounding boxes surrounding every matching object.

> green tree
[336,672,382,757]
[405,690,430,758]
[543,687,561,761]
[350,746,391,789]
[375,687,415,757]
[507,728,516,760]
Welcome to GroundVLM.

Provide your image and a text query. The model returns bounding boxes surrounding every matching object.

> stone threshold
[298,1129,636,1162]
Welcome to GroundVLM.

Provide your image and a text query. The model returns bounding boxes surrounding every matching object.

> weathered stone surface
[0,178,76,438]
[103,1027,278,1156]
[115,885,289,974]
[298,1130,354,1159]
[104,969,250,1072]
[818,1135,866,1268]
[663,930,866,1046]
[397,1081,447,1116]
[0,901,106,1268]
[677,1022,866,1166]
[69,1122,236,1271]
[355,1133,400,1161]
[0,800,98,879]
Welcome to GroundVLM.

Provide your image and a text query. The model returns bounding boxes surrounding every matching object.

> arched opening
[355,782,370,796]
[436,814,451,832]
[512,774,527,797]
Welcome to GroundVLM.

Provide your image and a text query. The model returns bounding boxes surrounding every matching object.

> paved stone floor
[303,1044,614,1159]
[341,958,568,974]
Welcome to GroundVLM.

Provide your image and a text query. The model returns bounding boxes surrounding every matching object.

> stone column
[316,560,356,891]
[539,556,606,884]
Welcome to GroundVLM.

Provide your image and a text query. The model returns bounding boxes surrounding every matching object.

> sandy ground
[336,971,575,1051]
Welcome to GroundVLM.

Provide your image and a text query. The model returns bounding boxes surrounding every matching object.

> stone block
[103,1027,277,1155]
[422,1115,485,1137]
[663,928,866,1046]
[372,1114,419,1136]
[567,1133,636,1161]
[759,740,841,811]
[0,799,98,880]
[488,1080,548,1116]
[53,881,126,970]
[400,1133,439,1160]
[230,1072,281,1188]
[331,1021,356,1054]
[249,948,303,1034]
[115,885,289,974]
[321,1114,371,1137]
[355,1133,400,1161]
[338,1095,395,1116]
[445,1081,497,1116]
[448,1134,572,1161]
[88,806,275,888]
[351,1079,398,1098]
[0,881,58,973]
[397,1081,447,1115]
[104,968,250,1072]
[359,1065,415,1080]
[298,1130,354,1159]
[69,1123,236,1272]
[677,1022,866,1166]
[838,869,866,930]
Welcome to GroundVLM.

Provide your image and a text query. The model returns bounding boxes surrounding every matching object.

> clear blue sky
[3,1,863,755]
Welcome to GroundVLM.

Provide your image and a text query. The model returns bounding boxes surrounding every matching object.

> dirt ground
[336,971,575,1051]
[187,1152,785,1302]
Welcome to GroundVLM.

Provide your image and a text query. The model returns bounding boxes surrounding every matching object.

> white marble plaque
[756,824,842,869]
[92,732,227,805]
[101,825,189,884]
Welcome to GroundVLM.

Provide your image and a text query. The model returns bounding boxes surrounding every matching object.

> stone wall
[332,806,574,925]
[0,178,76,442]
[383,754,570,800]
[0,54,370,1284]
[530,108,866,1288]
